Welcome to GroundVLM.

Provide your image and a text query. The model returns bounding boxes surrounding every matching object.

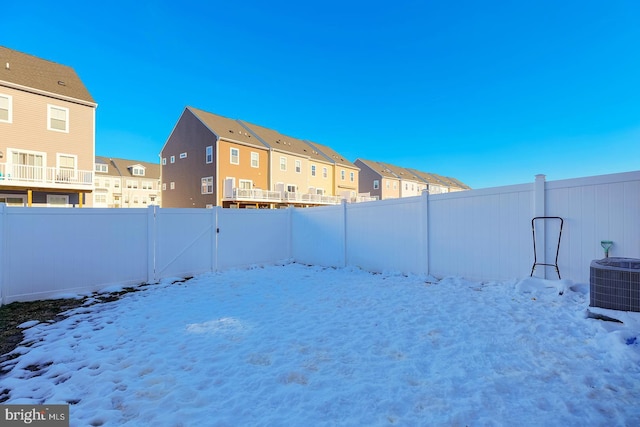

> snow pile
[2,264,639,426]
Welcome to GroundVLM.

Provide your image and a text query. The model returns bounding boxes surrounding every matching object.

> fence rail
[1,171,638,305]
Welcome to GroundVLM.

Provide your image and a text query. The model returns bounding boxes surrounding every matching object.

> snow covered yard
[1,263,639,426]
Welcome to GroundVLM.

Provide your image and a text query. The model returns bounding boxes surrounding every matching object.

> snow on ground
[2,263,640,426]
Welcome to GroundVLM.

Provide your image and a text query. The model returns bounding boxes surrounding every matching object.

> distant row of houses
[0,45,468,209]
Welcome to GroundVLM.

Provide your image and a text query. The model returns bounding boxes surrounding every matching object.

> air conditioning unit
[590,257,640,312]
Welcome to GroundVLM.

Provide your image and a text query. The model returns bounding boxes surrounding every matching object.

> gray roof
[0,46,95,105]
[240,121,328,162]
[187,107,268,149]
[356,158,470,190]
[95,156,160,179]
[305,141,358,169]
[355,159,400,179]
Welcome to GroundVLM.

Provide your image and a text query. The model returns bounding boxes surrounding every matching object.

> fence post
[213,206,219,272]
[421,190,430,276]
[534,174,546,278]
[342,199,348,268]
[147,205,157,283]
[0,203,5,306]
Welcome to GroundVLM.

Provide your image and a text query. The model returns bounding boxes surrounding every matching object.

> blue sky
[3,0,639,188]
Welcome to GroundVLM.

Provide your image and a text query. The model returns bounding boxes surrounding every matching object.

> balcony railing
[224,188,343,206]
[0,163,93,188]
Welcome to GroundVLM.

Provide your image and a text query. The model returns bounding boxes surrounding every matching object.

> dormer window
[95,163,108,173]
[131,165,146,176]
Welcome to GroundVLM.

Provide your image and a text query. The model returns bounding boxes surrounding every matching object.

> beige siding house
[0,46,96,207]
[94,157,161,208]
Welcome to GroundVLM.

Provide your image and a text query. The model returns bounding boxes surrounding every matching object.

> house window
[150,196,157,204]
[350,172,354,182]
[386,181,390,189]
[170,156,175,163]
[311,165,316,176]
[0,195,26,206]
[94,194,107,204]
[251,152,259,168]
[0,94,12,123]
[47,105,68,132]
[295,160,301,173]
[126,180,139,189]
[393,182,397,189]
[95,163,108,173]
[230,148,239,165]
[206,146,213,164]
[47,194,69,207]
[56,154,77,180]
[11,150,45,181]
[133,196,139,204]
[162,157,167,165]
[341,170,345,181]
[114,180,120,188]
[280,157,287,171]
[373,180,380,190]
[239,180,252,190]
[132,166,145,176]
[162,183,166,190]
[201,177,214,194]
[316,188,324,195]
[104,179,110,188]
[180,152,187,159]
[170,182,175,190]
[142,181,153,190]
[323,167,328,178]
[286,184,296,192]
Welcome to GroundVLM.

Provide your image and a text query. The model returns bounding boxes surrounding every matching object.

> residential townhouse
[355,158,470,199]
[161,107,359,208]
[94,156,161,208]
[0,46,96,207]
[305,141,361,202]
[161,107,270,208]
[354,159,402,200]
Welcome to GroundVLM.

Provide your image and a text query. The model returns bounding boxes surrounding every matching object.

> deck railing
[0,163,93,187]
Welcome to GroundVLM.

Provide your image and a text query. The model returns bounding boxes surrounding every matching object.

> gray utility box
[590,257,640,312]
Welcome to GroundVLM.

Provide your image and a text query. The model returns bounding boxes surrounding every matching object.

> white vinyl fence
[0,171,638,305]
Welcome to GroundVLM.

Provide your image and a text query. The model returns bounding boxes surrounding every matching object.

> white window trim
[250,152,259,168]
[323,167,328,179]
[46,194,69,207]
[0,194,26,206]
[95,163,108,173]
[180,152,187,159]
[350,172,355,182]
[0,93,13,123]
[280,157,287,171]
[373,179,380,190]
[295,160,301,174]
[201,176,214,194]
[47,104,69,133]
[206,146,213,164]
[56,153,78,180]
[230,148,240,165]
[162,157,167,165]
[239,179,253,190]
[311,165,316,176]
[170,156,175,163]
[170,182,175,190]
[132,166,145,176]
